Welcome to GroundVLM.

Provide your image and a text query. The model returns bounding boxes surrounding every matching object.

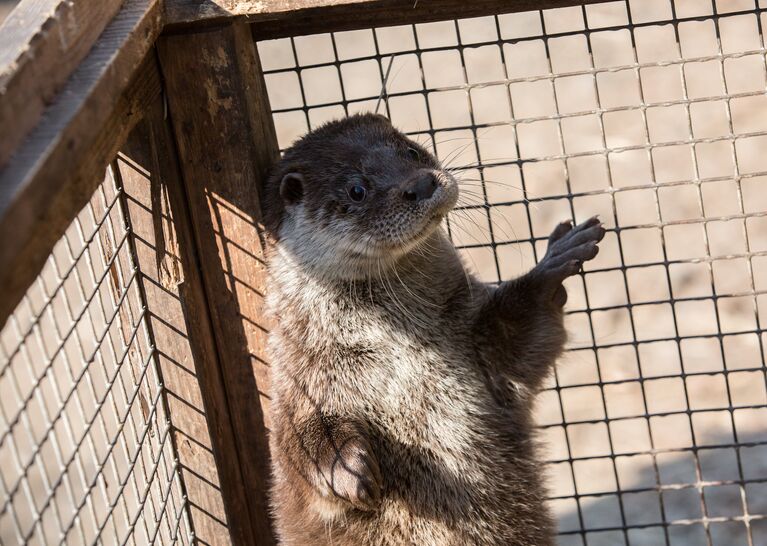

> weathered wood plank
[117,96,253,546]
[165,0,609,37]
[157,22,279,545]
[0,0,163,329]
[0,0,124,169]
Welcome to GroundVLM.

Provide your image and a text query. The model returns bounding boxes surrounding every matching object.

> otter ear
[280,173,304,205]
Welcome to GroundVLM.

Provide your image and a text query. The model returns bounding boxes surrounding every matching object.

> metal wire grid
[258,0,767,544]
[0,168,193,545]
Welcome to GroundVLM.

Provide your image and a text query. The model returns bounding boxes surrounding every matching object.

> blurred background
[0,0,18,23]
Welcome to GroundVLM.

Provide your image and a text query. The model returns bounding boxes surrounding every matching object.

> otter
[263,113,605,546]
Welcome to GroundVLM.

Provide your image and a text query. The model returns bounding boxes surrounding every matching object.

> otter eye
[407,147,420,162]
[348,184,367,202]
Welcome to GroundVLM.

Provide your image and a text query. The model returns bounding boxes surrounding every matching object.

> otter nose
[402,172,437,203]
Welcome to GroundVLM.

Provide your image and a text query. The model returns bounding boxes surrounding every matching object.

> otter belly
[318,341,553,546]
[270,316,554,546]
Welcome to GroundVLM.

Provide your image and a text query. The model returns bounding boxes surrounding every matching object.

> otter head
[264,113,459,279]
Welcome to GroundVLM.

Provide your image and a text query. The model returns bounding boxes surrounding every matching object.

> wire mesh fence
[0,168,193,545]
[258,0,767,544]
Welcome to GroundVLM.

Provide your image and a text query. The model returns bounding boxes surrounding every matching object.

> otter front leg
[532,216,605,306]
[281,414,382,512]
[479,217,605,395]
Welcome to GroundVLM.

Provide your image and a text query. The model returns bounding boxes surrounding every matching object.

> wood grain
[165,0,609,37]
[0,0,124,169]
[0,0,163,329]
[158,22,280,545]
[118,96,253,546]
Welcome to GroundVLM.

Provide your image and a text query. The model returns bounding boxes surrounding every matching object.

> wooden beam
[0,0,163,328]
[157,22,279,545]
[0,0,124,169]
[164,0,609,37]
[117,96,252,546]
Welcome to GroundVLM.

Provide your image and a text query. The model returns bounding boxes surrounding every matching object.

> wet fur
[263,114,604,545]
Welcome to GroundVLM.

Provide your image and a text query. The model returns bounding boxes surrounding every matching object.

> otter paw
[319,436,382,511]
[535,216,606,304]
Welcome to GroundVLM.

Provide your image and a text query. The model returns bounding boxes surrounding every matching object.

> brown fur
[263,113,604,545]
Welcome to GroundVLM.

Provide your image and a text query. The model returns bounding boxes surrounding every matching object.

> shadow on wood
[157,22,280,546]
[117,75,276,543]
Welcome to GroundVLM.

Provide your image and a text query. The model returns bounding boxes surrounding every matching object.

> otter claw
[534,217,606,303]
[321,436,382,511]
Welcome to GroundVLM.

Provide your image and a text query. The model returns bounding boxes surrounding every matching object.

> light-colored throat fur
[276,201,450,282]
[268,229,484,337]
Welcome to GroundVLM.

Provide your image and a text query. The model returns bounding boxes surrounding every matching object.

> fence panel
[0,168,193,545]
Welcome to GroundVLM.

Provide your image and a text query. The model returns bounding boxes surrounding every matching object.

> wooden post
[0,0,163,328]
[117,90,255,545]
[157,23,279,545]
[0,0,125,169]
[164,0,611,36]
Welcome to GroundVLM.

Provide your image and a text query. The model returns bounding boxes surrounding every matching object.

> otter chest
[325,316,491,454]
[282,284,493,453]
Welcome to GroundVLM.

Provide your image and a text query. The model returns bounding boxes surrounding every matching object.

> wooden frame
[0,0,605,543]
[117,84,259,545]
[155,23,278,544]
[166,0,608,37]
[0,0,163,325]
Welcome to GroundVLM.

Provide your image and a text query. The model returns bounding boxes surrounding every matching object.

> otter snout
[401,171,438,203]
